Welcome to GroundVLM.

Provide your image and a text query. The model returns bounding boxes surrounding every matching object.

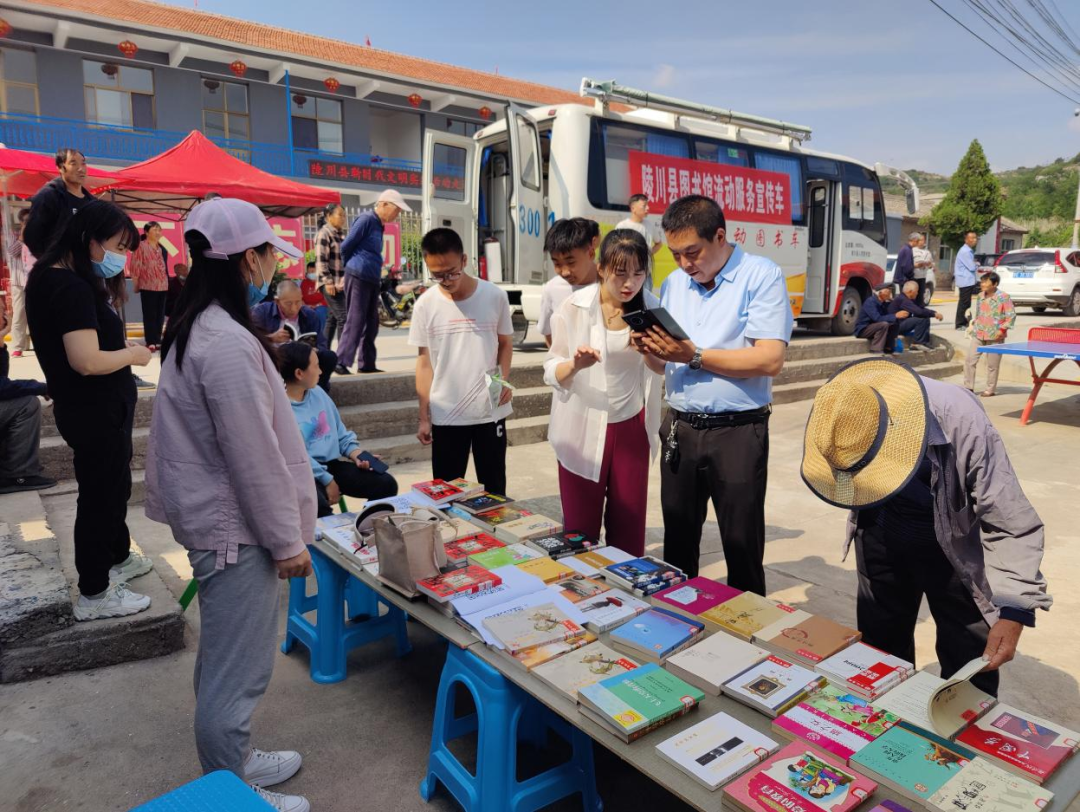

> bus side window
[752,150,805,224]
[841,162,886,246]
[694,139,750,167]
[595,121,690,208]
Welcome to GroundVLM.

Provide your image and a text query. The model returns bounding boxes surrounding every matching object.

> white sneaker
[73,583,151,621]
[109,551,154,583]
[251,784,310,812]
[244,748,303,788]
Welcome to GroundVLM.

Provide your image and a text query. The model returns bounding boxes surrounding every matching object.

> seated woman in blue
[280,341,397,516]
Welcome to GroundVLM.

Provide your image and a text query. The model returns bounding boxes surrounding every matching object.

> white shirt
[408,278,514,426]
[615,218,657,251]
[537,276,581,337]
[604,327,645,423]
[543,284,662,482]
[913,246,934,280]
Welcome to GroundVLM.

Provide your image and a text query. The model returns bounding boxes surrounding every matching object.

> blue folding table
[977,327,1080,424]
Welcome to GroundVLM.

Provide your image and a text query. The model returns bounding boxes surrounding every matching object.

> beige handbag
[372,508,456,597]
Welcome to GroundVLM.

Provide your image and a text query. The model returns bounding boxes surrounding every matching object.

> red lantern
[0,18,12,38]
[407,93,422,108]
[478,106,492,120]
[229,59,247,78]
[118,39,138,58]
[292,93,308,108]
[324,77,340,93]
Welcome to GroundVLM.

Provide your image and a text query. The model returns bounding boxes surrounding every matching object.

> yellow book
[701,593,807,642]
[516,556,576,584]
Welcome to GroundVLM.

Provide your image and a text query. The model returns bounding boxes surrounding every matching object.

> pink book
[723,743,877,812]
[652,577,742,617]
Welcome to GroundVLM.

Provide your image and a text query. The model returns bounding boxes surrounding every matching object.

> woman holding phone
[543,229,662,555]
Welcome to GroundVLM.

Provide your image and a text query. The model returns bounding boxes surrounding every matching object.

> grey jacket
[845,376,1051,626]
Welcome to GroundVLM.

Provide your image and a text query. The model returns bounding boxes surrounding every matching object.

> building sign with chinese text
[308,159,463,194]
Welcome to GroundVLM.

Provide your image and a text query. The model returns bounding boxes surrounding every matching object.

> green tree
[924,139,1002,247]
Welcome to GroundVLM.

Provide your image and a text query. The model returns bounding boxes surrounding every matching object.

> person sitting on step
[855,284,905,355]
[0,308,56,494]
[889,280,943,352]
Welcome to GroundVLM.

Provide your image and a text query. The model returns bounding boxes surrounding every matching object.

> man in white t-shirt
[616,194,663,258]
[537,217,600,347]
[410,228,515,495]
[912,233,935,307]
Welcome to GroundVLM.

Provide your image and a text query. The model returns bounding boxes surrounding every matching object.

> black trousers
[658,411,769,594]
[316,348,337,394]
[54,399,134,596]
[140,289,167,347]
[898,316,931,345]
[431,419,507,497]
[956,284,977,329]
[855,523,998,696]
[322,287,347,347]
[315,458,399,517]
[914,278,927,307]
[857,321,900,353]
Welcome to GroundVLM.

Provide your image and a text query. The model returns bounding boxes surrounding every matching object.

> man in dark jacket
[890,280,943,350]
[23,148,93,257]
[891,233,918,288]
[251,280,337,392]
[0,310,56,493]
[854,284,907,353]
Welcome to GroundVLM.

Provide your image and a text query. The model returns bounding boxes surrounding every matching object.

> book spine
[626,702,698,743]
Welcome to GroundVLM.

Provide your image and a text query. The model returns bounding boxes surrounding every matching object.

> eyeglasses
[428,270,464,283]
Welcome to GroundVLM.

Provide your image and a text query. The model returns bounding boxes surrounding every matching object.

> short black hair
[544,217,599,255]
[628,194,649,207]
[964,230,978,239]
[306,261,316,269]
[421,227,464,256]
[54,147,84,170]
[983,270,1001,286]
[661,195,726,240]
[278,341,316,384]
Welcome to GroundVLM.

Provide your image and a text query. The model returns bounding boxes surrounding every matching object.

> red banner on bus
[628,151,791,225]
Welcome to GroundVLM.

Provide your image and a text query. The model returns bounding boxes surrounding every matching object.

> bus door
[506,103,546,286]
[422,131,479,270]
[804,180,834,313]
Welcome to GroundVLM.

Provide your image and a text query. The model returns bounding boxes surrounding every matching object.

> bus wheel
[511,310,529,346]
[831,286,864,336]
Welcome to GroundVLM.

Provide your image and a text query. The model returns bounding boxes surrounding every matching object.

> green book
[851,721,974,803]
[578,663,705,742]
[467,543,543,570]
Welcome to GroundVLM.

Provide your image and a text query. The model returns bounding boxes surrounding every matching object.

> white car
[995,248,1080,316]
[886,254,936,307]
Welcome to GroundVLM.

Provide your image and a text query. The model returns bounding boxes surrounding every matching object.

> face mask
[246,252,273,308]
[306,272,317,281]
[92,249,127,279]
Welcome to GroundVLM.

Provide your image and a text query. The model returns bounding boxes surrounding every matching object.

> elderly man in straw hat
[801,359,1050,695]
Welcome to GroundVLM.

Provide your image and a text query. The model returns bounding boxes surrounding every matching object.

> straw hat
[801,358,929,509]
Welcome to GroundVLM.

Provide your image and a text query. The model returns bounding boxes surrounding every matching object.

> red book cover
[723,743,877,812]
[443,533,505,563]
[416,565,502,602]
[411,479,464,503]
[653,577,742,616]
[955,705,1079,784]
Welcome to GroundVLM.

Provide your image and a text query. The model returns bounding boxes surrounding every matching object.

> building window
[0,48,39,115]
[292,94,342,154]
[1001,238,1016,251]
[444,118,481,137]
[201,78,249,141]
[83,59,154,128]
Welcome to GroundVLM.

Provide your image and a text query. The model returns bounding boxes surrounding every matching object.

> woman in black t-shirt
[25,200,156,622]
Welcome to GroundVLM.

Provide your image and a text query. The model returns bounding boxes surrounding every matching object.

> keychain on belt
[663,417,680,466]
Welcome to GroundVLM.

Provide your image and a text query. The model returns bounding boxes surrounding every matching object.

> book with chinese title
[851,721,974,803]
[481,601,586,655]
[723,743,878,812]
[756,614,861,668]
[442,533,504,568]
[609,607,704,663]
[926,756,1053,812]
[655,711,780,792]
[578,662,705,743]
[773,683,901,761]
[954,704,1078,784]
[700,592,807,642]
[815,642,914,701]
[532,641,640,700]
[665,631,770,696]
[410,478,464,505]
[415,565,501,603]
[721,655,826,718]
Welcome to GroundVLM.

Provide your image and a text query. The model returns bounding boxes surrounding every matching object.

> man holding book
[251,280,337,392]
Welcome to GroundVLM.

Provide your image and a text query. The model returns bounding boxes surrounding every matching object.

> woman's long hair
[27,199,139,308]
[161,229,277,371]
[599,228,650,314]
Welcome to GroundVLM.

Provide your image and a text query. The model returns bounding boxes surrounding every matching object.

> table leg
[1021,358,1062,426]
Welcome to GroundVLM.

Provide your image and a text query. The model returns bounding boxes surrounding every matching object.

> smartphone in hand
[357,451,389,474]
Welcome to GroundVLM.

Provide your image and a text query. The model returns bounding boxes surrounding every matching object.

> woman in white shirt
[544,229,662,555]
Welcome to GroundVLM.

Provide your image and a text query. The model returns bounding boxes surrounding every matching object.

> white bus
[422,78,919,340]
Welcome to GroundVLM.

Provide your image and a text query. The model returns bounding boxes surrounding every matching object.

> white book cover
[721,655,823,715]
[927,757,1053,812]
[816,642,913,697]
[575,589,650,632]
[459,586,588,648]
[532,641,640,701]
[666,633,771,695]
[448,564,547,616]
[655,712,780,791]
[482,601,584,654]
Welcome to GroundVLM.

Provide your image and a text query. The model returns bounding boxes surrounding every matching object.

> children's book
[873,661,998,740]
[442,533,504,568]
[665,632,770,696]
[578,663,705,743]
[481,601,586,655]
[723,743,878,812]
[955,704,1078,784]
[410,479,464,505]
[815,642,914,701]
[415,565,501,603]
[473,504,534,527]
[700,592,807,642]
[609,607,705,663]
[553,574,609,604]
[467,543,543,570]
[721,655,826,718]
[515,556,577,584]
[453,491,508,514]
[851,721,974,802]
[573,589,650,633]
[773,683,901,761]
[926,757,1054,812]
[655,712,780,792]
[652,577,742,624]
[532,641,639,700]
[564,547,636,578]
[755,614,861,668]
[493,515,562,545]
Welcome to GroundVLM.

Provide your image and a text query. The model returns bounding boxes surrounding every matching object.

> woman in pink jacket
[145,199,316,812]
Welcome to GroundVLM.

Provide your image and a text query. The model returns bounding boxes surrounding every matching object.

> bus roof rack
[580,77,813,142]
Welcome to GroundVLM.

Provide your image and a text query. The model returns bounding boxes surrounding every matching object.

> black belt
[672,405,772,430]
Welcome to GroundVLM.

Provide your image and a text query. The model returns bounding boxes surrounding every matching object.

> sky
[161,0,1080,175]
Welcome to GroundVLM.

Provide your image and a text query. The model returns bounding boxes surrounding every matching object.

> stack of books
[609,607,704,664]
[491,514,563,545]
[553,574,609,604]
[411,479,465,505]
[525,530,605,559]
[651,576,742,630]
[467,543,543,570]
[453,491,513,514]
[532,641,640,701]
[445,564,547,619]
[655,712,780,792]
[772,683,901,761]
[721,655,826,718]
[664,632,770,696]
[563,547,637,578]
[954,705,1078,785]
[416,565,502,604]
[578,663,705,743]
[850,722,975,804]
[872,664,997,740]
[754,614,861,668]
[515,556,577,584]
[472,504,535,529]
[701,592,809,642]
[602,556,687,596]
[442,533,504,570]
[446,478,486,499]
[573,588,651,634]
[482,601,586,656]
[495,632,598,672]
[815,642,914,701]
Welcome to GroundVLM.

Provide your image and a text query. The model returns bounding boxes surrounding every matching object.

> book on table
[573,588,650,634]
[446,564,547,617]
[415,565,502,603]
[655,711,780,792]
[721,655,826,718]
[445,478,486,499]
[515,556,577,584]
[473,504,535,527]
[872,659,997,740]
[814,642,914,701]
[850,721,974,803]
[664,632,770,696]
[553,574,609,604]
[410,479,465,505]
[577,662,705,743]
[772,682,902,761]
[865,802,914,812]
[651,577,743,626]
[481,601,586,655]
[754,614,862,668]
[456,588,586,646]
[722,742,878,812]
[925,756,1053,812]
[493,631,598,672]
[452,491,511,514]
[492,514,563,545]
[609,607,705,664]
[602,556,686,593]
[954,703,1078,784]
[442,533,504,569]
[700,592,808,642]
[525,530,605,559]
[532,640,639,700]
[563,547,636,578]
[466,543,543,570]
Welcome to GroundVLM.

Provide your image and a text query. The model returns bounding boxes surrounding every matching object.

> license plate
[1012,272,1033,278]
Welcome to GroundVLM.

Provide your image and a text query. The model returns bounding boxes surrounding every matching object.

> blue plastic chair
[420,644,602,812]
[281,545,411,683]
[130,770,274,811]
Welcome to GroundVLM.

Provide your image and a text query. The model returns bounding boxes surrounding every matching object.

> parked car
[886,254,936,307]
[994,248,1080,316]
[975,252,1006,276]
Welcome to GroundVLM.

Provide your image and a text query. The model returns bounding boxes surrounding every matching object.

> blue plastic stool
[131,770,274,811]
[420,645,602,812]
[281,545,411,683]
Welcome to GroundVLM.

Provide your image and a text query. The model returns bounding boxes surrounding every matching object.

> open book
[283,322,319,346]
[875,657,997,739]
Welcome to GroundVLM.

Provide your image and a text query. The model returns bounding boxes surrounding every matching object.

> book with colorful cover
[411,479,464,505]
[655,712,780,792]
[954,704,1078,784]
[532,641,639,700]
[554,574,609,604]
[701,592,806,642]
[496,631,598,671]
[415,565,501,603]
[723,743,878,812]
[525,530,605,559]
[453,492,511,514]
[447,564,547,617]
[493,514,563,545]
[515,556,577,584]
[481,601,586,654]
[442,533,504,568]
[603,556,685,590]
[665,632,770,696]
[756,614,862,668]
[815,643,914,701]
[446,478,486,499]
[578,662,705,743]
[574,589,651,633]
[467,543,543,570]
[473,504,534,527]
[873,663,997,740]
[652,577,743,623]
[926,757,1054,812]
[851,722,974,802]
[609,607,705,663]
[721,655,827,718]
[773,683,901,761]
[564,547,636,578]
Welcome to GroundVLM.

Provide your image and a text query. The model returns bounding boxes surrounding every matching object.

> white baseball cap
[376,188,413,212]
[186,197,303,261]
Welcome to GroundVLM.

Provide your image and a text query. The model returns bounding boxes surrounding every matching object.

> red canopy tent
[100,131,339,218]
[0,146,116,198]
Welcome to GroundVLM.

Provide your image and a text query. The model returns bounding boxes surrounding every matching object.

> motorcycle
[379,265,426,327]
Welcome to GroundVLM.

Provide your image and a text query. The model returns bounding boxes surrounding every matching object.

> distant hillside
[881,169,950,195]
